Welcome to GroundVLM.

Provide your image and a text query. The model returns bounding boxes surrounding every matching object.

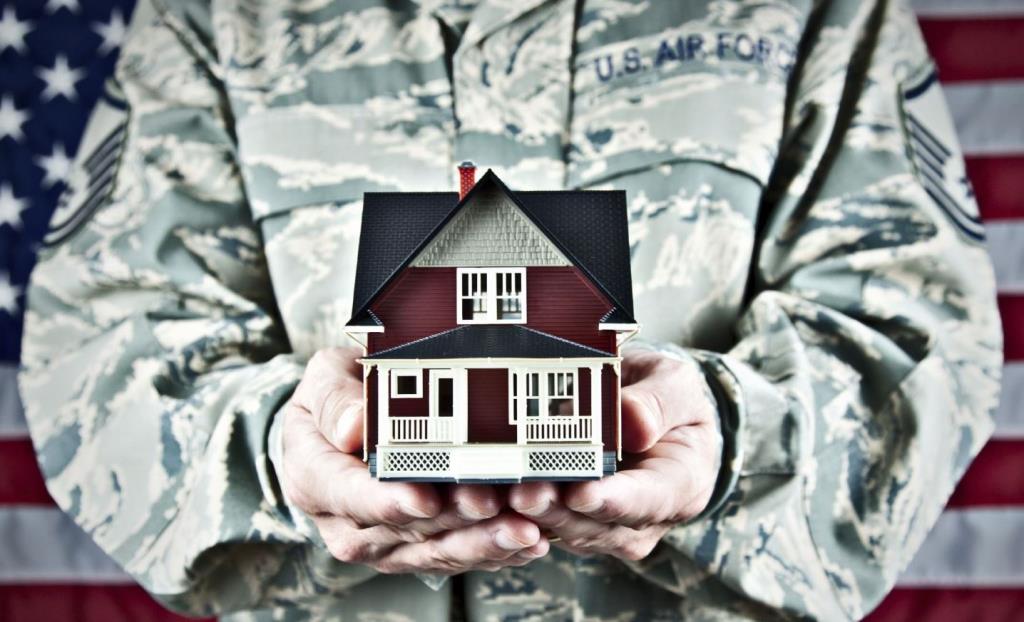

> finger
[293,349,366,453]
[508,481,559,518]
[620,350,714,453]
[563,450,710,527]
[399,485,502,536]
[282,407,441,525]
[373,514,544,575]
[542,512,668,562]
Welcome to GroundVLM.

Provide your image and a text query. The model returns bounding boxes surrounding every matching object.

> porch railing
[390,417,454,443]
[524,417,593,442]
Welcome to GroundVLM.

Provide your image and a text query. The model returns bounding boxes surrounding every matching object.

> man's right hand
[280,347,549,574]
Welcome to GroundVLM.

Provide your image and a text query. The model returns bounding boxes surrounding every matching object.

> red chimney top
[458,161,476,200]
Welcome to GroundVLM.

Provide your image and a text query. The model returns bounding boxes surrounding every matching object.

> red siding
[525,267,615,353]
[579,367,591,417]
[366,368,377,454]
[369,268,457,352]
[602,364,618,453]
[366,266,615,354]
[467,369,514,443]
[388,369,429,417]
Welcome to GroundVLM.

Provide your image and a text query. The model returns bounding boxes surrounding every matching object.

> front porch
[365,358,619,480]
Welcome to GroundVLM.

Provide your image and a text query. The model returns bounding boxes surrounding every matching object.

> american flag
[0,1,1021,620]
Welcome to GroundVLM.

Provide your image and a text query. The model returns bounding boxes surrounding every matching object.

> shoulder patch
[900,68,984,242]
[44,77,129,247]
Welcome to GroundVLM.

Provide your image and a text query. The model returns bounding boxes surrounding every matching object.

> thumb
[620,385,667,453]
[315,387,365,454]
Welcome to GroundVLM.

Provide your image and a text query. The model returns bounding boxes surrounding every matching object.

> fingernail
[519,498,551,517]
[400,502,433,519]
[334,403,361,444]
[495,530,528,551]
[455,502,490,521]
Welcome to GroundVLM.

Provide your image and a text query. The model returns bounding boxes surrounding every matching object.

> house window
[458,268,526,323]
[391,370,422,398]
[509,369,577,422]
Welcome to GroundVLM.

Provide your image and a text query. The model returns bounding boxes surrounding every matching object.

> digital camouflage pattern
[17,0,1003,620]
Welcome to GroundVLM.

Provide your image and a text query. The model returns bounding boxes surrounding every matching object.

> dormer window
[458,267,526,323]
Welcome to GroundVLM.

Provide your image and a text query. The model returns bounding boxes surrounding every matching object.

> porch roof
[364,325,613,360]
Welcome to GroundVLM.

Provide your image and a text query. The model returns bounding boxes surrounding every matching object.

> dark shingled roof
[348,170,635,326]
[365,325,614,360]
[350,192,458,325]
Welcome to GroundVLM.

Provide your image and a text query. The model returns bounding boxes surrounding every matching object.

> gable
[411,186,570,268]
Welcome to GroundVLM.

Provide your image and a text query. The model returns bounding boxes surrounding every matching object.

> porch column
[589,365,602,445]
[456,367,468,445]
[378,366,390,444]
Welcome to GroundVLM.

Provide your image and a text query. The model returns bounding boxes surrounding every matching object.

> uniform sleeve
[16,0,378,615]
[619,2,1003,620]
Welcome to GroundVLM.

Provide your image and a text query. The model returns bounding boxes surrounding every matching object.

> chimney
[458,161,476,200]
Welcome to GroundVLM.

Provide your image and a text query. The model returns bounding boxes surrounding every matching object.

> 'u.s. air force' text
[594,32,796,83]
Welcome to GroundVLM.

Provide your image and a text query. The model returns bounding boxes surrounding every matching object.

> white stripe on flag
[0,506,131,584]
[994,363,1024,439]
[945,82,1024,156]
[986,221,1024,295]
[912,0,1024,17]
[0,363,25,439]
[897,507,1024,587]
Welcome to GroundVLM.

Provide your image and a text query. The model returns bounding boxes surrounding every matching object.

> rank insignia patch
[901,68,984,242]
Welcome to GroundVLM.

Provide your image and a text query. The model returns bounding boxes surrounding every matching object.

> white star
[37,55,85,101]
[0,184,27,230]
[0,273,20,316]
[36,143,73,188]
[93,9,126,55]
[45,0,79,14]
[0,6,32,54]
[0,96,29,142]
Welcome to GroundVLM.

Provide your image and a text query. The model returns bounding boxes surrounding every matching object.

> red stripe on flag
[969,156,1024,221]
[947,440,1024,508]
[866,588,1024,622]
[0,585,211,622]
[919,17,1024,82]
[0,439,52,505]
[999,296,1024,362]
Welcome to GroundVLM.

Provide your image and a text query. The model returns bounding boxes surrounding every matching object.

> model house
[345,163,637,482]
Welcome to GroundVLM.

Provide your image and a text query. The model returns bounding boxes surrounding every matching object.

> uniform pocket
[235,101,455,356]
[237,102,454,219]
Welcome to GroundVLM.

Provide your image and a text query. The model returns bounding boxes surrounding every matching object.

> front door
[429,370,458,443]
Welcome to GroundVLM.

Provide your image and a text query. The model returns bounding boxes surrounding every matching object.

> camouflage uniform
[17,0,1003,620]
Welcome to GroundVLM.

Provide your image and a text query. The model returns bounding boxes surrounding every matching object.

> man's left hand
[509,349,720,561]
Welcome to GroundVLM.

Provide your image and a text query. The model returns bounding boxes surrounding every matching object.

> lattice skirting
[383,448,452,474]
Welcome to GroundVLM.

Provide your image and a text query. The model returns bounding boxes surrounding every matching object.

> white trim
[509,368,578,422]
[344,325,385,334]
[456,267,527,324]
[390,369,423,398]
[365,357,618,367]
[589,364,602,447]
[377,367,390,443]
[598,323,639,331]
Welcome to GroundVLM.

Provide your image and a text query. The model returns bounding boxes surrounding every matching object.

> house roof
[364,325,614,360]
[348,170,635,326]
